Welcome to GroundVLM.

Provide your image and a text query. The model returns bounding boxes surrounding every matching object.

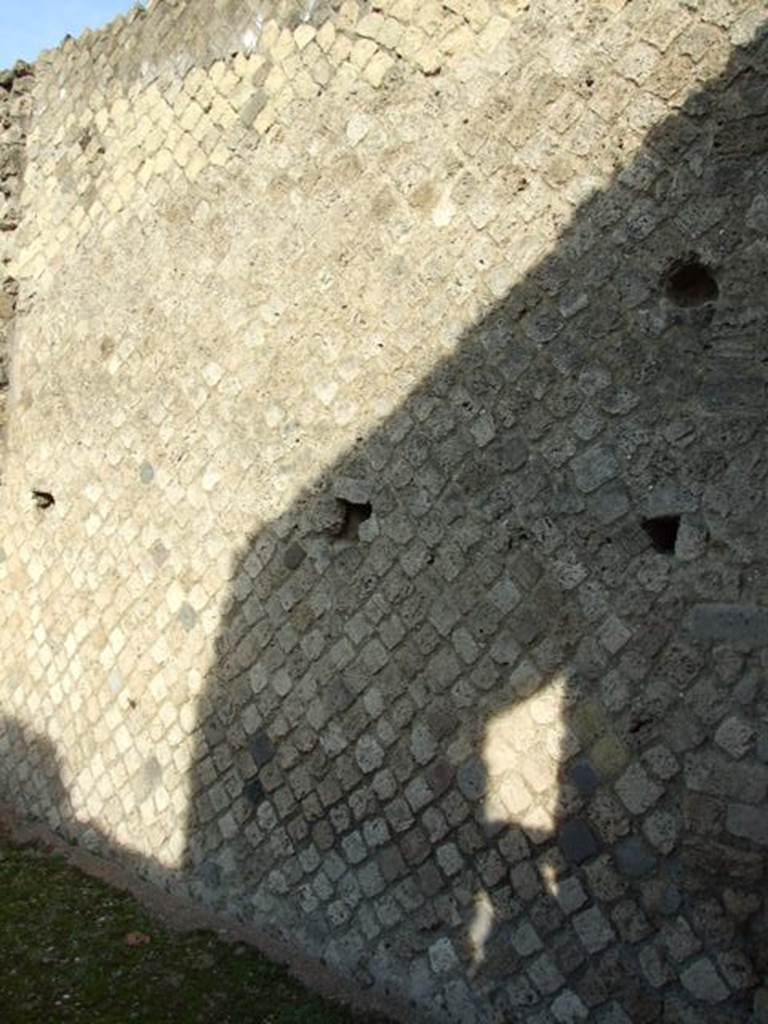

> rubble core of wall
[1,0,768,1022]
[0,62,33,457]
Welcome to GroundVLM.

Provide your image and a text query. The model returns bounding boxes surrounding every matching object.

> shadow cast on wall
[180,23,768,1021]
[3,20,768,1024]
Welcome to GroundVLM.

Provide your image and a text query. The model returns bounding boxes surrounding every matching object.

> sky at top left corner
[0,0,137,70]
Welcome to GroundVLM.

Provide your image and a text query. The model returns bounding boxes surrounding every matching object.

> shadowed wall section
[0,2,767,1022]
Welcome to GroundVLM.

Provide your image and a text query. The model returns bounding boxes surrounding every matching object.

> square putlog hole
[330,499,372,542]
[641,515,680,554]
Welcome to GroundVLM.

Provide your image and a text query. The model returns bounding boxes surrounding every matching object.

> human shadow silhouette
[0,715,157,882]
[177,21,768,1024]
[0,716,71,830]
[1,17,767,1024]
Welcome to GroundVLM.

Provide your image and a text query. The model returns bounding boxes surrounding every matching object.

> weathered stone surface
[685,605,768,648]
[680,958,729,1004]
[726,804,768,847]
[0,3,766,1022]
[571,447,619,495]
[559,820,601,866]
[615,764,663,816]
[754,988,768,1024]
[714,716,754,759]
[573,906,615,954]
[614,836,657,879]
[0,65,31,452]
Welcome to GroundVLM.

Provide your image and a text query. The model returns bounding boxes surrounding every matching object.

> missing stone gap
[31,490,55,510]
[642,515,680,554]
[335,499,372,542]
[664,258,718,308]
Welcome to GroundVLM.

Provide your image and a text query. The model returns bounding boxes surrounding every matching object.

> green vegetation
[0,839,381,1024]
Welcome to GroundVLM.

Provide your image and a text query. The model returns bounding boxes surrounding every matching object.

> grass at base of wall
[0,838,385,1024]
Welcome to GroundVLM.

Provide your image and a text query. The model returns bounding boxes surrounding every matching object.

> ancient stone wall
[0,61,33,461]
[1,1,767,1021]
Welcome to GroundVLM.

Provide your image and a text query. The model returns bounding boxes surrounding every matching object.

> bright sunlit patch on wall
[469,673,578,969]
[482,672,574,837]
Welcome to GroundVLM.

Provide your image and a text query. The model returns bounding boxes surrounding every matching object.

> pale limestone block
[397,24,427,62]
[210,94,237,131]
[153,148,173,176]
[183,66,207,97]
[294,24,316,50]
[173,135,194,168]
[310,56,333,87]
[179,99,203,133]
[443,24,476,55]
[316,21,336,52]
[350,38,378,69]
[499,776,533,815]
[477,14,512,53]
[216,69,240,99]
[209,145,229,168]
[164,123,183,155]
[356,11,383,36]
[209,59,228,87]
[333,60,360,95]
[115,173,135,202]
[293,69,319,101]
[197,77,217,112]
[273,84,295,114]
[415,44,442,75]
[172,91,191,122]
[444,0,491,30]
[144,127,164,155]
[338,0,360,30]
[346,112,373,144]
[364,51,396,88]
[391,0,418,18]
[264,65,289,96]
[281,53,302,81]
[378,16,404,48]
[137,160,153,186]
[229,80,253,113]
[190,115,210,144]
[110,97,130,121]
[232,52,251,78]
[259,18,279,50]
[271,27,296,62]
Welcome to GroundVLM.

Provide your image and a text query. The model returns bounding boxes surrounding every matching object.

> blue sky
[0,1,136,69]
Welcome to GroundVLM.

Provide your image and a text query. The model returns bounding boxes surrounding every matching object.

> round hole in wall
[664,258,718,307]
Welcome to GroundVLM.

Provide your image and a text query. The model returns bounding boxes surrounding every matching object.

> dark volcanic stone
[615,836,657,878]
[568,758,602,796]
[559,819,600,864]
[248,728,275,766]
